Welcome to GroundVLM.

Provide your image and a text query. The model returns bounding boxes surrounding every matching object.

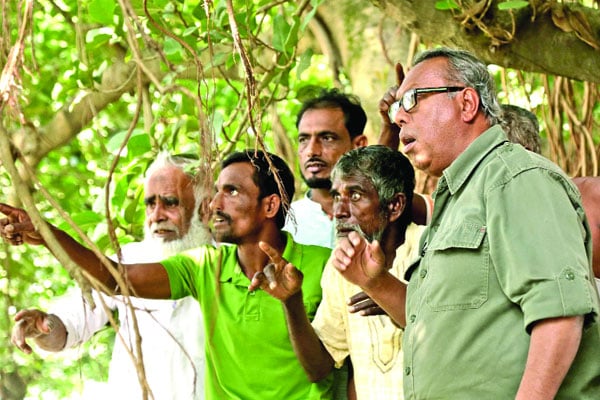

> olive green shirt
[403,125,600,399]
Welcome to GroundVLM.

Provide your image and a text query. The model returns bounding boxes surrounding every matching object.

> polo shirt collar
[441,124,507,195]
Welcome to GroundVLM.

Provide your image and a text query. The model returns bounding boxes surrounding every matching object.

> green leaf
[435,0,460,10]
[296,49,314,79]
[182,26,199,36]
[107,129,149,155]
[88,0,116,25]
[163,37,183,55]
[124,186,143,224]
[127,133,152,158]
[498,1,529,10]
[273,14,291,53]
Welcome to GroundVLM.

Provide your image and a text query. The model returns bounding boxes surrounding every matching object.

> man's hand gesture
[11,309,65,354]
[0,203,43,245]
[249,241,303,302]
[332,231,387,290]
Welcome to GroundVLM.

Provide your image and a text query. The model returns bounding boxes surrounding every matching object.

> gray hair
[332,145,415,228]
[144,152,197,183]
[500,104,542,154]
[414,48,502,125]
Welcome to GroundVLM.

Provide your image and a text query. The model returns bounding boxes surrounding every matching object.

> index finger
[258,241,284,266]
[395,62,405,86]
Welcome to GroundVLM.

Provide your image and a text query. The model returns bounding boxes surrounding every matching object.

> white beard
[143,208,213,259]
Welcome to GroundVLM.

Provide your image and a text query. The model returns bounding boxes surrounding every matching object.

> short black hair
[222,149,295,229]
[296,88,367,140]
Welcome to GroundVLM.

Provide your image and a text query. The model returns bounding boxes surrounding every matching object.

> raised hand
[248,241,304,302]
[378,62,405,149]
[331,231,387,290]
[11,309,64,354]
[0,203,43,245]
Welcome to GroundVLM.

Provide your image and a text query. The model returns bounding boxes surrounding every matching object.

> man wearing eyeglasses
[333,47,600,399]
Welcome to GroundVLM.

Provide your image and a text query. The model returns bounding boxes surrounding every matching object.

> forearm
[361,271,407,327]
[378,124,400,150]
[516,316,583,400]
[283,292,335,382]
[32,314,68,352]
[48,226,117,288]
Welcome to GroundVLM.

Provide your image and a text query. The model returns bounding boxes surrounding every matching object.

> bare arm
[332,231,407,327]
[249,241,334,381]
[11,309,68,353]
[0,203,171,298]
[515,316,584,399]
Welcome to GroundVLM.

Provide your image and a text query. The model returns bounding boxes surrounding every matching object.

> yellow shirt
[312,223,426,400]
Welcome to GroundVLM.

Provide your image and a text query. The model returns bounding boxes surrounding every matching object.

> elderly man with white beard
[10,152,213,400]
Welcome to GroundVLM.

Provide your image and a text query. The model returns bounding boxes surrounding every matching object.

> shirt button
[249,291,256,296]
[405,367,411,375]
[409,314,416,323]
[565,270,575,280]
[420,269,427,278]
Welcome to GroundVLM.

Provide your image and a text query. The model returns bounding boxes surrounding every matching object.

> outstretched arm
[332,231,407,327]
[11,309,68,353]
[0,203,171,298]
[249,241,334,382]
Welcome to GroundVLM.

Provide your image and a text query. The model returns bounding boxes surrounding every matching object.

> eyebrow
[298,130,340,138]
[144,195,180,205]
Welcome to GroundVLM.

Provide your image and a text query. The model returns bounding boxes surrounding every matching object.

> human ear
[460,87,480,122]
[263,194,281,219]
[352,134,368,148]
[388,193,406,223]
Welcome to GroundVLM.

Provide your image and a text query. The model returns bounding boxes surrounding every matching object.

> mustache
[149,221,179,233]
[213,211,232,223]
[304,157,328,167]
[335,222,364,236]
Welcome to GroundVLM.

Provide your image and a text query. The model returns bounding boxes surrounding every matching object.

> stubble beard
[302,175,332,190]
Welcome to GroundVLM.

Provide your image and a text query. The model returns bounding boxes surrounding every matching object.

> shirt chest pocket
[424,222,489,311]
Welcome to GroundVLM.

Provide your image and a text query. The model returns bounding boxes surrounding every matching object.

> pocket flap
[428,222,486,251]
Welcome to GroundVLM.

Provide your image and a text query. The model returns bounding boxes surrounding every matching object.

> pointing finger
[258,241,283,265]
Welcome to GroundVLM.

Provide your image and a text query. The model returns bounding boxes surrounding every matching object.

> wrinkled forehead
[146,166,194,202]
[331,171,376,193]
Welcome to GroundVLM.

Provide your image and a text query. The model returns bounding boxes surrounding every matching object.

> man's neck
[308,188,334,218]
[236,228,287,279]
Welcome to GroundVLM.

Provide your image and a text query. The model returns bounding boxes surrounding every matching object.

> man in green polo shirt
[0,150,333,400]
[332,48,600,399]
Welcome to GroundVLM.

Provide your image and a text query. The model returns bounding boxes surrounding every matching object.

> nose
[148,203,167,223]
[209,191,222,212]
[394,106,409,128]
[333,197,350,220]
[304,136,321,157]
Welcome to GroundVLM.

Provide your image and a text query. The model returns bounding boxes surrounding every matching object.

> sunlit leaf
[435,0,460,10]
[498,1,529,10]
[88,0,116,25]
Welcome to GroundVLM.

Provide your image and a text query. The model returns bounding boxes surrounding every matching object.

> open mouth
[154,229,175,235]
[212,213,230,227]
[401,136,416,152]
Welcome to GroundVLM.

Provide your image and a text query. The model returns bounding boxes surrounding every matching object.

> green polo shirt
[403,125,600,399]
[162,233,333,400]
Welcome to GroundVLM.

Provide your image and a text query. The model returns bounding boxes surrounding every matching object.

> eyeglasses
[388,86,465,123]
